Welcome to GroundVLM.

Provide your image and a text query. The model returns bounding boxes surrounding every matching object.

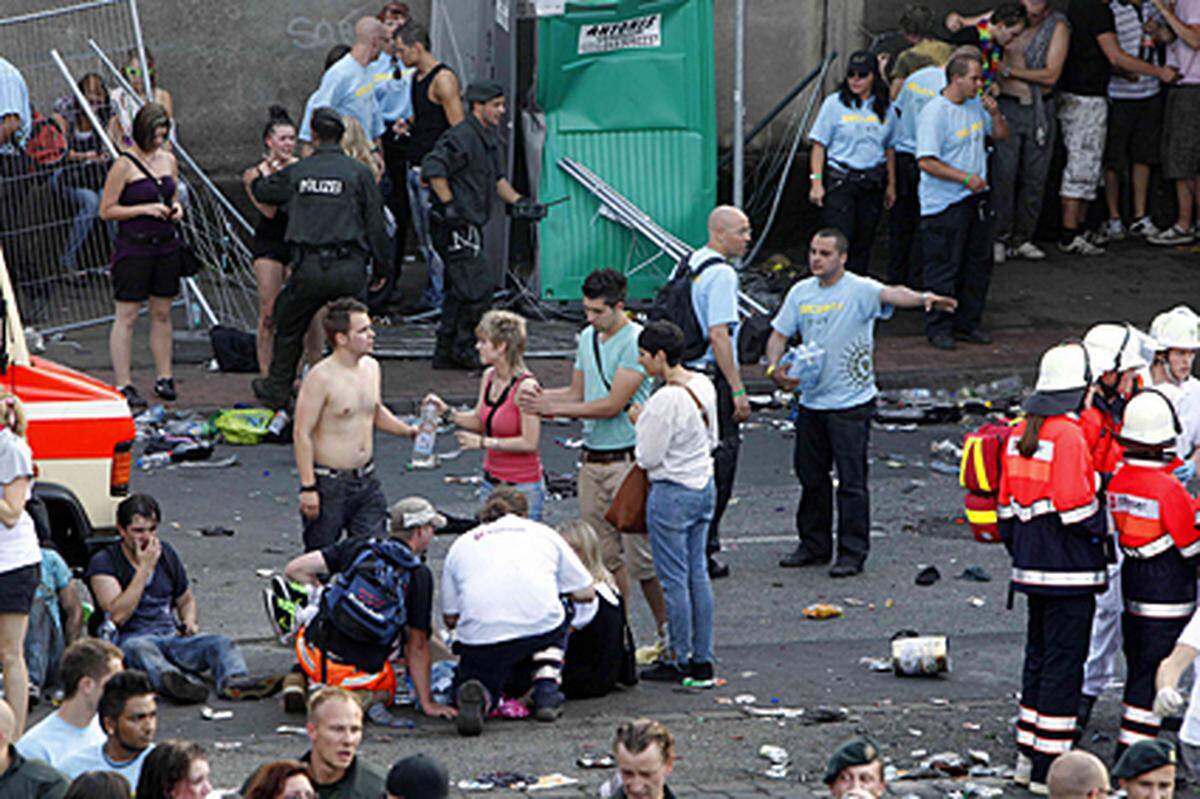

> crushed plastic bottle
[136,452,172,470]
[411,401,439,469]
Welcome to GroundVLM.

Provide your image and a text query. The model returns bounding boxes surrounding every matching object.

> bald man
[299,17,390,157]
[0,698,69,797]
[682,205,752,579]
[1047,750,1110,799]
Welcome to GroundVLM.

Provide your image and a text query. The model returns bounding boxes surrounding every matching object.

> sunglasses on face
[124,66,154,78]
[847,70,871,79]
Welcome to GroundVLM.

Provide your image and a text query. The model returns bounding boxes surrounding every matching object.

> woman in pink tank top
[424,310,545,519]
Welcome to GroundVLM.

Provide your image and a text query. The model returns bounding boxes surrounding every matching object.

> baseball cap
[391,497,447,531]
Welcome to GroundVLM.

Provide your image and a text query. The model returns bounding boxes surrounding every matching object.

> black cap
[310,106,346,141]
[847,51,876,75]
[386,754,449,799]
[823,736,882,785]
[464,81,504,104]
[1112,740,1176,779]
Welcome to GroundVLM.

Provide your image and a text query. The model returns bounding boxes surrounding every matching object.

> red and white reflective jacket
[1110,458,1200,618]
[998,415,1107,595]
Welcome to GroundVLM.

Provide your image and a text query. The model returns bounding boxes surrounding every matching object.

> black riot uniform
[420,83,508,369]
[251,108,392,410]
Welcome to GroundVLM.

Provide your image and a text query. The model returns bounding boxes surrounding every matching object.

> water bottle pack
[778,342,825,393]
[411,401,440,469]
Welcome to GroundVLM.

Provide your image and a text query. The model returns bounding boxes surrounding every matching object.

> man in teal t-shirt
[518,269,667,646]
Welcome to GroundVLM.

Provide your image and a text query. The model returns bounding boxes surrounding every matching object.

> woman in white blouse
[630,321,719,685]
[0,393,39,736]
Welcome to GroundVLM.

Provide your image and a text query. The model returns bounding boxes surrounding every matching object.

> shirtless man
[294,297,416,551]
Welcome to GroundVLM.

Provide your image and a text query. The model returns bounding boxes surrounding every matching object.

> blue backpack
[316,539,420,670]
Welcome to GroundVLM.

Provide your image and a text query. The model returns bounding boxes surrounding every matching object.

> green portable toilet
[536,0,716,301]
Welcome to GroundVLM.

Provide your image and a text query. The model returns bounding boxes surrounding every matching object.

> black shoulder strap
[591,330,611,393]
[690,255,725,279]
[483,373,530,438]
[121,152,172,205]
[675,381,710,428]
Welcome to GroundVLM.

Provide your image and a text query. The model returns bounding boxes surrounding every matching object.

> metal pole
[127,0,153,100]
[732,0,745,215]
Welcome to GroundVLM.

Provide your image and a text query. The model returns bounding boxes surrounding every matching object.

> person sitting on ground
[135,740,209,799]
[1112,740,1176,799]
[282,496,457,719]
[85,493,280,704]
[59,670,156,785]
[17,639,124,769]
[64,771,131,799]
[242,760,315,799]
[239,687,385,799]
[557,520,635,699]
[824,736,886,798]
[0,697,69,798]
[51,72,115,273]
[386,754,449,799]
[611,718,676,799]
[441,488,595,736]
[24,543,84,704]
[1047,750,1110,799]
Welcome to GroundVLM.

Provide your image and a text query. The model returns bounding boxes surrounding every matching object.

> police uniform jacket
[998,415,1107,595]
[251,143,392,278]
[420,114,504,227]
[1110,458,1200,620]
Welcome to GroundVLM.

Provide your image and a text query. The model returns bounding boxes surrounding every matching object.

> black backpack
[648,253,725,363]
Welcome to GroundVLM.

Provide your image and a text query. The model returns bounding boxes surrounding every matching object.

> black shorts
[0,562,40,614]
[112,251,181,302]
[1102,93,1164,170]
[251,236,291,264]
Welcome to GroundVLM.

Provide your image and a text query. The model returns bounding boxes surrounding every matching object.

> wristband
[765,364,776,377]
[299,484,317,493]
[810,172,822,181]
[732,388,748,399]
[963,174,973,187]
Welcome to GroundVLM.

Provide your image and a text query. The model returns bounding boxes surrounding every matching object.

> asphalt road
[30,411,1136,797]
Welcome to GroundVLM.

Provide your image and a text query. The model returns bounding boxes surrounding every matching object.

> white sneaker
[1029,780,1049,796]
[1010,241,1047,261]
[1148,224,1197,246]
[994,241,1007,264]
[1129,216,1161,238]
[1058,233,1106,256]
[1097,218,1126,244]
[1012,753,1032,787]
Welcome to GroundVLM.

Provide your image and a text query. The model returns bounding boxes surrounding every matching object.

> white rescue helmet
[1024,342,1096,415]
[1150,306,1200,351]
[1083,323,1149,373]
[1119,389,1181,448]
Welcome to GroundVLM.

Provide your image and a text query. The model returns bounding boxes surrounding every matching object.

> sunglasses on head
[847,69,871,79]
[124,65,154,78]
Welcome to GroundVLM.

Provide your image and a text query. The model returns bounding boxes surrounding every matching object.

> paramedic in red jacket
[999,342,1108,793]
[1109,389,1200,759]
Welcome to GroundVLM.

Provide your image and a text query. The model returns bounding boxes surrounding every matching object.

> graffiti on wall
[286,5,371,50]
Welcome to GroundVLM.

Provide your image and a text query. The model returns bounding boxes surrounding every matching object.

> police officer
[999,342,1107,793]
[1108,390,1200,759]
[420,81,541,370]
[823,736,886,799]
[251,106,392,410]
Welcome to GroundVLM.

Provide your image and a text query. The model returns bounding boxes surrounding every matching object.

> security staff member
[420,81,539,370]
[251,106,392,410]
[1109,391,1200,759]
[999,342,1107,793]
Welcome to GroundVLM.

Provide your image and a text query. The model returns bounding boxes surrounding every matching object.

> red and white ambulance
[0,251,135,568]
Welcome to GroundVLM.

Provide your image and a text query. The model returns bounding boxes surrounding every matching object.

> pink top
[478,371,543,484]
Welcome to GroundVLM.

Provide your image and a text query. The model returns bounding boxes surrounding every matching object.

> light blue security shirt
[574,320,651,450]
[0,57,31,155]
[370,52,414,123]
[891,65,947,155]
[808,93,894,170]
[771,271,893,410]
[16,712,106,769]
[916,93,992,216]
[59,741,154,784]
[685,247,740,369]
[298,53,384,142]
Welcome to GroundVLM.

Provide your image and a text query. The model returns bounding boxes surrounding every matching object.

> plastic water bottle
[267,410,290,439]
[411,401,439,469]
[189,300,202,329]
[97,618,119,642]
[136,451,172,470]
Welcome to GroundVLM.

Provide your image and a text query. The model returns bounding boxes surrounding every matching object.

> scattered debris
[198,526,235,537]
[179,454,239,469]
[859,657,892,673]
[968,596,987,608]
[733,694,757,704]
[275,724,307,735]
[527,774,580,791]
[255,568,274,578]
[968,750,991,766]
[802,603,843,620]
[200,706,232,721]
[928,460,960,476]
[742,705,805,719]
[914,566,941,586]
[213,741,242,751]
[758,745,789,765]
[444,474,483,485]
[576,754,615,769]
[366,702,415,728]
[892,633,950,677]
[957,566,992,582]
[803,705,849,724]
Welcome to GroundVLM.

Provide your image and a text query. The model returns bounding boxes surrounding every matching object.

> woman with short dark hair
[99,101,183,410]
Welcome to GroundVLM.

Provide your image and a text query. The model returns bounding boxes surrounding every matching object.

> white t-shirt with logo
[441,514,593,645]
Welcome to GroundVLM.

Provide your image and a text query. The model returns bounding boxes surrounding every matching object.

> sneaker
[1058,234,1106,256]
[153,377,177,401]
[1012,753,1032,787]
[159,671,209,704]
[1148,224,1197,246]
[687,661,715,688]
[456,679,487,737]
[1098,218,1126,244]
[1029,781,1048,796]
[262,589,291,644]
[1009,241,1047,261]
[1129,216,1161,238]
[993,241,1007,264]
[264,576,301,643]
[119,384,147,412]
[929,334,956,351]
[533,703,563,722]
[221,674,284,701]
[282,671,307,714]
[639,661,688,683]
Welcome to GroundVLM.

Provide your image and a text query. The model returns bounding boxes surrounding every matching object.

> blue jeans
[120,632,248,692]
[647,478,716,665]
[51,170,114,270]
[406,166,444,309]
[478,476,546,522]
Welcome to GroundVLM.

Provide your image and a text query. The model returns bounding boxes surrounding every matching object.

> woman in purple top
[99,102,183,410]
